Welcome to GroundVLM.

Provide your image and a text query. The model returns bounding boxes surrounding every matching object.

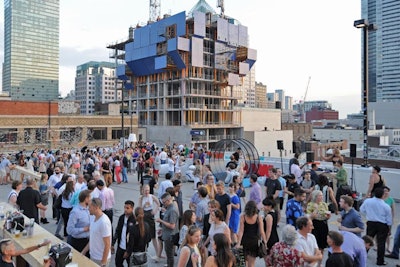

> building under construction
[108,0,256,148]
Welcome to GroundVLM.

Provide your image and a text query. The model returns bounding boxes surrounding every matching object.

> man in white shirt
[290,159,304,185]
[159,149,167,164]
[47,166,62,219]
[295,216,323,267]
[158,173,173,198]
[82,198,112,267]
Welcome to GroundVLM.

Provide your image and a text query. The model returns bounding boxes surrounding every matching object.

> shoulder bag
[131,252,147,266]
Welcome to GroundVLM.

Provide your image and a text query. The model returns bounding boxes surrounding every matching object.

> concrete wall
[313,128,363,146]
[244,130,293,158]
[144,125,192,145]
[240,108,281,132]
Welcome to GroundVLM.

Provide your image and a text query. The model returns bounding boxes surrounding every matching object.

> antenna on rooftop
[149,0,161,22]
[217,0,225,16]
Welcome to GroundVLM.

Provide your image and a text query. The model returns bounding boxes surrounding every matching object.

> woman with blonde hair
[306,189,331,265]
[138,184,160,261]
[177,226,202,267]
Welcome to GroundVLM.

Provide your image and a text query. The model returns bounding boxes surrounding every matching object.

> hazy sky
[0,0,362,118]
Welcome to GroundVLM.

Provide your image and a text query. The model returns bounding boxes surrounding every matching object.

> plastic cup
[14,230,21,238]
[43,255,50,264]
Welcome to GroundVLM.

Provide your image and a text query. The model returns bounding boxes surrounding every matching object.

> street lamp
[354,19,377,167]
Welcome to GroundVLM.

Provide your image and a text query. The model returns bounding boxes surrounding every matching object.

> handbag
[256,215,268,258]
[257,239,268,258]
[131,252,147,266]
[172,232,180,246]
[53,195,62,210]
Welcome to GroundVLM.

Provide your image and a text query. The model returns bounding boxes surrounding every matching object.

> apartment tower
[2,0,59,101]
[75,61,117,115]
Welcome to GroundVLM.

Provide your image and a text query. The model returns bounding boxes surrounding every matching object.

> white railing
[10,166,41,181]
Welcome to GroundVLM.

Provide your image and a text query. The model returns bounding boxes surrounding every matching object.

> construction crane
[149,0,161,22]
[217,0,225,16]
[301,76,311,122]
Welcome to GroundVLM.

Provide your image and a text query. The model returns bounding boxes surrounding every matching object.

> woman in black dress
[262,197,279,254]
[236,201,266,267]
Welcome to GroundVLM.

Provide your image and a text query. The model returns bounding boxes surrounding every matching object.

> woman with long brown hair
[204,233,235,267]
[128,207,151,255]
[61,179,74,237]
[177,226,202,267]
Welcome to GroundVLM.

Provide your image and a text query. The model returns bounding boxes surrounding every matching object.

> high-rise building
[75,61,117,115]
[362,0,400,102]
[2,0,59,101]
[275,89,285,109]
[255,82,267,108]
[239,67,256,107]
[109,0,257,147]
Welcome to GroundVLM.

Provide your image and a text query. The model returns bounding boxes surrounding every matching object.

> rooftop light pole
[354,19,377,167]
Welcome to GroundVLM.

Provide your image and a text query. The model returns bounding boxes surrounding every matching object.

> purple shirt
[250,182,262,206]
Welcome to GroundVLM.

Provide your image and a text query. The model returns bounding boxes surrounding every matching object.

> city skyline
[0,0,362,117]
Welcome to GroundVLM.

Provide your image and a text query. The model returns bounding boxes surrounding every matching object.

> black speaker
[350,144,357,158]
[292,141,301,154]
[275,101,281,109]
[277,140,284,150]
[306,151,314,163]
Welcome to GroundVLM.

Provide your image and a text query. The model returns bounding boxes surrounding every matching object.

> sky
[0,0,362,118]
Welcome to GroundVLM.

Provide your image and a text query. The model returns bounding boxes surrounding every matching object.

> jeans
[55,215,64,236]
[391,224,400,258]
[52,195,60,219]
[164,237,174,267]
[122,167,128,183]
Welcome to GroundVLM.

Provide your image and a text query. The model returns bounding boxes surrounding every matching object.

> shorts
[153,169,159,175]
[0,169,6,178]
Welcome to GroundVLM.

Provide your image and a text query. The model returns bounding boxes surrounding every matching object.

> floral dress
[267,242,303,267]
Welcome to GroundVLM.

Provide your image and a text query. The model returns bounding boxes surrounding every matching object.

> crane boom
[302,76,311,121]
[149,0,161,22]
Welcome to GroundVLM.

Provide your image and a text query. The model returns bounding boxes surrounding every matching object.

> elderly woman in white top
[138,184,160,262]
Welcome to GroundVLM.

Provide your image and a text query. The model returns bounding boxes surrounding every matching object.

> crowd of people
[0,143,399,267]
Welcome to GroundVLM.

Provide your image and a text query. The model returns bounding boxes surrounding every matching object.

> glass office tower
[2,0,59,101]
[362,0,400,102]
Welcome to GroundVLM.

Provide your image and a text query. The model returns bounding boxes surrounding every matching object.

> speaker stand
[351,157,355,191]
[279,149,283,173]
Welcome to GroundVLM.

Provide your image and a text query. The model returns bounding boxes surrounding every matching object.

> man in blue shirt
[66,189,91,252]
[360,187,392,266]
[286,188,306,227]
[338,195,364,237]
